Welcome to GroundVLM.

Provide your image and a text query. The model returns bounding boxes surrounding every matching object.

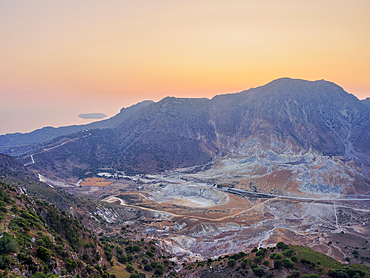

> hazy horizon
[1,77,368,136]
[1,1,369,135]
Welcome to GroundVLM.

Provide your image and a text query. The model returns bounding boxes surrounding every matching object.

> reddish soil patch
[81,177,112,187]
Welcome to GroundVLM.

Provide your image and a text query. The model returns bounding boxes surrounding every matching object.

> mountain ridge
[12,78,370,196]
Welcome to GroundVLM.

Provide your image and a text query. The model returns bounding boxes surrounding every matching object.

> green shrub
[36,238,45,246]
[133,245,141,252]
[282,258,295,269]
[105,251,112,261]
[117,247,124,256]
[300,258,310,264]
[16,217,30,230]
[36,246,51,262]
[228,259,236,267]
[146,250,154,257]
[0,233,19,254]
[151,261,158,268]
[10,205,19,214]
[291,255,298,262]
[240,258,250,268]
[126,264,135,273]
[55,245,63,254]
[274,259,282,269]
[254,256,262,263]
[0,254,11,270]
[277,242,289,250]
[42,235,53,248]
[118,255,127,263]
[144,264,153,271]
[0,207,8,213]
[230,253,242,260]
[282,249,295,257]
[66,258,78,272]
[256,250,266,257]
[154,268,163,276]
[94,264,102,272]
[252,267,265,277]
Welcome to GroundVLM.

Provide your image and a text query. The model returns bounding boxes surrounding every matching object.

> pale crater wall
[148,184,229,208]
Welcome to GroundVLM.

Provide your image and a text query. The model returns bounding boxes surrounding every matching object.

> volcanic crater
[148,184,229,208]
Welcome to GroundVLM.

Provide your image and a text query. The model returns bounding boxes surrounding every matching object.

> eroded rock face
[182,141,356,197]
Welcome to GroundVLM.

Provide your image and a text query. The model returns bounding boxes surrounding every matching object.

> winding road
[23,133,91,166]
[103,195,276,222]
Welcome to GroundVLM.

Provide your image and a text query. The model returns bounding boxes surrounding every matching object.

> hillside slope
[0,100,153,156]
[0,181,105,277]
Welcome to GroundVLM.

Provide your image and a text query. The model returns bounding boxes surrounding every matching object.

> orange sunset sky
[1,0,369,135]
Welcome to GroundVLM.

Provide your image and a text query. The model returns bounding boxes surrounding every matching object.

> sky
[1,0,369,135]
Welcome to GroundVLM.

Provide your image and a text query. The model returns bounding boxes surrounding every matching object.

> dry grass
[110,259,131,278]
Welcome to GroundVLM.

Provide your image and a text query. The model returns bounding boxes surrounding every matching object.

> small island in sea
[78,112,107,119]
